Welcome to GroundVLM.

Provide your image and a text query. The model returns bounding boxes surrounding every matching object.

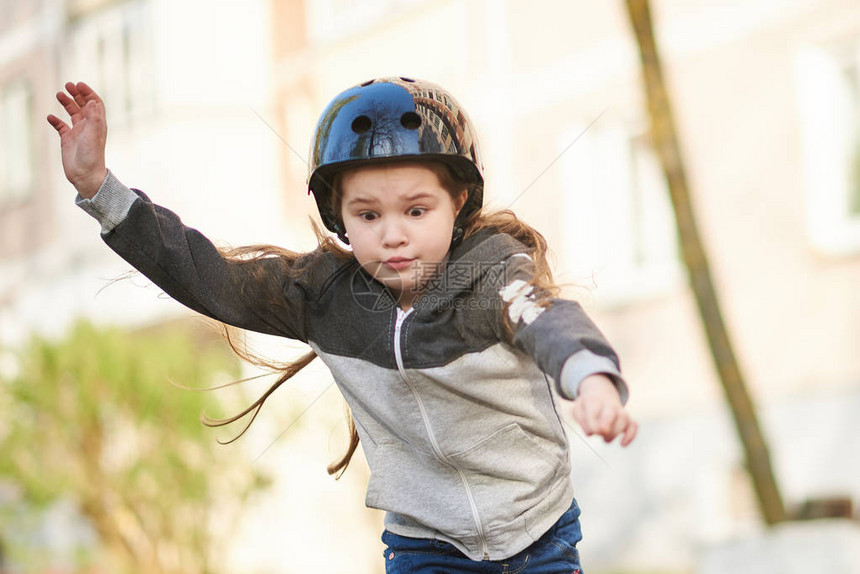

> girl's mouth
[383,257,415,271]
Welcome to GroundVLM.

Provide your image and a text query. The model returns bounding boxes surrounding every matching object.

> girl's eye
[360,212,378,222]
[408,207,426,217]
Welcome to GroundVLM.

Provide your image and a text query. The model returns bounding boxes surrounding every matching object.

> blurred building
[274,0,860,568]
[0,0,381,572]
[2,0,859,572]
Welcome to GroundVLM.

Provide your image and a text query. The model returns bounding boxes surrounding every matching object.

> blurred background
[1,0,859,572]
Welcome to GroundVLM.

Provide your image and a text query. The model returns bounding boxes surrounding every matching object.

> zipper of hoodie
[392,307,491,560]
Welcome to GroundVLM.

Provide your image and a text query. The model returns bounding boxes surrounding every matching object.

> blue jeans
[381,499,583,574]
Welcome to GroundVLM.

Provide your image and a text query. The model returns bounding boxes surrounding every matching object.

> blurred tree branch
[624,0,787,525]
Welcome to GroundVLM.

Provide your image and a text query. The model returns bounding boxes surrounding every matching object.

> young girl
[48,77,637,572]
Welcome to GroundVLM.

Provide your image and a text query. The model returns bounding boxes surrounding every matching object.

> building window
[65,0,155,129]
[0,80,34,205]
[796,38,860,255]
[559,121,682,307]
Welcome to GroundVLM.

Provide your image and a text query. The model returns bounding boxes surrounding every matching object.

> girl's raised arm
[96,180,318,341]
[48,82,325,342]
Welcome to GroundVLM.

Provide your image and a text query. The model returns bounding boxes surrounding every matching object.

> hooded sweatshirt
[77,170,628,561]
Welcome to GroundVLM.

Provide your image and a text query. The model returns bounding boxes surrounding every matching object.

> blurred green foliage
[0,319,270,573]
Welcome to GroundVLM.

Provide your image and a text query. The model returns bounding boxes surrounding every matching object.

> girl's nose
[381,220,408,248]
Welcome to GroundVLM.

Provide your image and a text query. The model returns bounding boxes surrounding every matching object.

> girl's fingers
[68,81,101,109]
[76,81,103,105]
[575,400,609,437]
[65,81,86,109]
[56,91,82,119]
[620,420,638,447]
[572,398,638,446]
[58,82,104,119]
[580,404,599,435]
[597,407,618,435]
[603,414,622,442]
[46,114,70,136]
[81,99,100,121]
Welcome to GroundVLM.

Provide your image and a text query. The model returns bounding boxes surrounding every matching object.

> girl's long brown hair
[207,162,558,478]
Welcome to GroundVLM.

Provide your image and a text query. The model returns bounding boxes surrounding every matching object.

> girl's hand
[46,82,108,199]
[571,374,638,446]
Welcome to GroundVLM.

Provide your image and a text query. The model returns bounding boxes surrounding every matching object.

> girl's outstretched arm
[48,82,329,342]
[94,180,321,341]
[47,82,108,199]
[482,242,637,446]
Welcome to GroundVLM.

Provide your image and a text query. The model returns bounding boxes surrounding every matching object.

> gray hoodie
[77,171,628,561]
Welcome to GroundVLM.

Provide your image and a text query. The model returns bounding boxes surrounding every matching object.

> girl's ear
[453,190,468,215]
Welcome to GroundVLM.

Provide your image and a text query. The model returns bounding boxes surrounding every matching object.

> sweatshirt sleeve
[75,170,138,233]
[497,253,629,404]
[75,171,318,342]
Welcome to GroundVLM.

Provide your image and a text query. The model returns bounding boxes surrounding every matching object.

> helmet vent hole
[400,112,421,130]
[351,115,372,133]
[400,77,416,83]
[360,79,375,87]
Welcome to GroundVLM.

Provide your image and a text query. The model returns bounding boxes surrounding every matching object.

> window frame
[795,37,860,257]
[0,78,35,207]
[558,118,683,308]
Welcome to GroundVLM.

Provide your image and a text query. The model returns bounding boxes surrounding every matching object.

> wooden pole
[624,0,787,525]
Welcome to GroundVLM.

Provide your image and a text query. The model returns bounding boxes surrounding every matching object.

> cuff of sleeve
[560,349,630,405]
[74,169,137,234]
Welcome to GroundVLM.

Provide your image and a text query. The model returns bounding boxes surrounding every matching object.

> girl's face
[339,163,467,309]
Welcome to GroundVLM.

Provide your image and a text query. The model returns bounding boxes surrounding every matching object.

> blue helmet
[307,77,484,242]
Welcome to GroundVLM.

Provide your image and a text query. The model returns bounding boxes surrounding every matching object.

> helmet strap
[332,222,350,245]
[450,224,465,249]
